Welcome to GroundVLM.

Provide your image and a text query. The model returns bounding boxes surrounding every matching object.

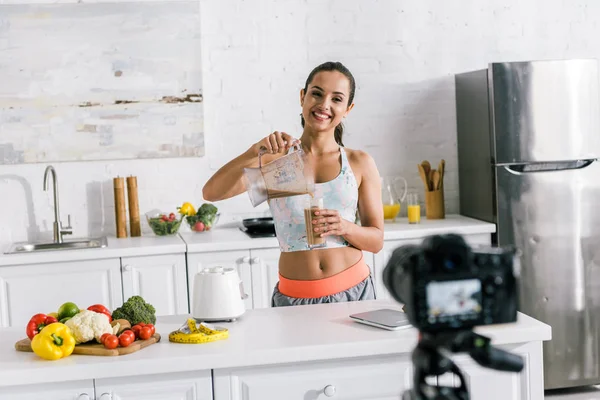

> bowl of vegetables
[145,210,183,236]
[178,202,220,233]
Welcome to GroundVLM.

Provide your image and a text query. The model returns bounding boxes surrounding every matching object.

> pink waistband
[278,255,370,298]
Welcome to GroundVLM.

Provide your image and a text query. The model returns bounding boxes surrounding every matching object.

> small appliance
[239,217,276,238]
[192,266,248,322]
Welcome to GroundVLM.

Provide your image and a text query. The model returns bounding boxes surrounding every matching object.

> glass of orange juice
[407,193,420,224]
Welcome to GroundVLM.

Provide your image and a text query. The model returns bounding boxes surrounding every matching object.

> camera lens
[443,259,455,270]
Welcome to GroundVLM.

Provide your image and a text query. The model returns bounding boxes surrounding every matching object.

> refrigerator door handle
[502,159,597,175]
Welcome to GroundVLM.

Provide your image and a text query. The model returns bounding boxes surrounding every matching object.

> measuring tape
[168,319,229,344]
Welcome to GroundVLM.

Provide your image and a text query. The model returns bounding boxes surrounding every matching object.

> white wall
[1,0,599,246]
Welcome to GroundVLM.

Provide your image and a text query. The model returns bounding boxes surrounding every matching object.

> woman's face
[300,70,354,134]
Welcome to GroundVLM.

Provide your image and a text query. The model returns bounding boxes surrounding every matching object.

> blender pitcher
[243,144,315,207]
[381,176,408,221]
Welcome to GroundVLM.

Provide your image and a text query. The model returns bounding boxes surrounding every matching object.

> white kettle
[192,266,248,322]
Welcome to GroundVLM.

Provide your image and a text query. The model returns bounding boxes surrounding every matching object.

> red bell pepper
[26,313,58,340]
[87,304,112,323]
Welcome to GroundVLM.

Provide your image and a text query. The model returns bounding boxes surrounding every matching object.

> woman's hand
[250,131,300,157]
[312,209,354,238]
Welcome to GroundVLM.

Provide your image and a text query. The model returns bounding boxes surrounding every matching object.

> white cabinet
[187,251,254,311]
[249,248,281,309]
[0,379,94,400]
[373,233,492,300]
[94,370,213,400]
[121,254,188,316]
[0,258,122,328]
[213,355,413,400]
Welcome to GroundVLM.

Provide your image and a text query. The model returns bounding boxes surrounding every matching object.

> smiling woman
[202,61,384,307]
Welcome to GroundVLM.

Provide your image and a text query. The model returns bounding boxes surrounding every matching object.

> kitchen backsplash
[2,0,599,246]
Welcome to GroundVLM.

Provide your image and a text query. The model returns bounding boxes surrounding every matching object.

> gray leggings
[271,274,376,307]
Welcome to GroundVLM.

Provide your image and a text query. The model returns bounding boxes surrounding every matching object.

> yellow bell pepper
[31,323,76,361]
[177,202,196,216]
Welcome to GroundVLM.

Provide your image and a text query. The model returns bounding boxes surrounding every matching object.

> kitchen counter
[0,299,550,388]
[180,214,496,252]
[0,214,495,266]
[0,235,186,267]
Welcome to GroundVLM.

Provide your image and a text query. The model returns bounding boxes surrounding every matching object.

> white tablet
[349,308,413,331]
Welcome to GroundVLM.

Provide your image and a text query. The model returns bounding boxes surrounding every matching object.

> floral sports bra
[268,147,359,252]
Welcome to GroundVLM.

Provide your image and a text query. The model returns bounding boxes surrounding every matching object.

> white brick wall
[1,0,600,246]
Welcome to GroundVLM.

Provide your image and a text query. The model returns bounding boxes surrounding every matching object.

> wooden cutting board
[15,333,161,356]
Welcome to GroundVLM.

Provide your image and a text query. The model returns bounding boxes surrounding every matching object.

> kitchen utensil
[127,176,141,237]
[417,164,429,192]
[192,266,248,322]
[243,144,315,207]
[15,334,161,357]
[381,176,408,221]
[113,177,127,238]
[421,161,431,178]
[432,170,441,190]
[241,217,274,232]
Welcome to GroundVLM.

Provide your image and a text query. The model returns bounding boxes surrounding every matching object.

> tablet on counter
[349,308,413,331]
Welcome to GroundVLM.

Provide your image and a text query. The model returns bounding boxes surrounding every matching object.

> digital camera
[383,234,519,333]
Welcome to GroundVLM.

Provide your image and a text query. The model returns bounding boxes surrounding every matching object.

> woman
[203,61,384,306]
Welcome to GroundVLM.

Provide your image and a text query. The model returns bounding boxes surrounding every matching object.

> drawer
[213,355,412,400]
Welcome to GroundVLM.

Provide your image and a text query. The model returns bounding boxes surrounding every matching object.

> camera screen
[426,279,483,323]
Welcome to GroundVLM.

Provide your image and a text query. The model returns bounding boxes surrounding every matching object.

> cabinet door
[187,251,253,310]
[0,259,122,328]
[121,254,188,316]
[213,355,413,400]
[249,248,281,309]
[95,370,212,400]
[373,234,492,301]
[0,379,94,400]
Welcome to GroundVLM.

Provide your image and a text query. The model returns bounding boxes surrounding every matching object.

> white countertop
[180,214,496,252]
[0,235,186,267]
[0,299,550,388]
[0,215,495,266]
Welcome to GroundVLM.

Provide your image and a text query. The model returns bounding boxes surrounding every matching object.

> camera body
[383,234,518,333]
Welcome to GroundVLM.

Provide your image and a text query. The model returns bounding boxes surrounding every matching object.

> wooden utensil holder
[425,189,445,220]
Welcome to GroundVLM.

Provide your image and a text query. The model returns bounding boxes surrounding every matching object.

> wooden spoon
[428,169,436,191]
[433,170,441,191]
[421,161,431,179]
[437,159,445,189]
[417,164,430,192]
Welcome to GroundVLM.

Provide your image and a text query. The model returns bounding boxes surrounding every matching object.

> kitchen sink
[4,236,108,254]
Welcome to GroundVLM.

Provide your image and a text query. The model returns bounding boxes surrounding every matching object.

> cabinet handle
[76,394,91,400]
[98,393,112,400]
[123,264,131,272]
[239,256,250,264]
[251,257,260,264]
[324,384,336,397]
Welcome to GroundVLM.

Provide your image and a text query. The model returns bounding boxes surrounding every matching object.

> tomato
[100,333,112,344]
[132,325,142,338]
[137,322,146,327]
[139,326,153,340]
[169,213,176,221]
[119,332,135,347]
[194,221,205,232]
[103,335,119,349]
[121,330,135,341]
[161,215,169,222]
[146,324,156,336]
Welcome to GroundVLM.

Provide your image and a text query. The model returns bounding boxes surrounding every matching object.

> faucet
[43,165,72,243]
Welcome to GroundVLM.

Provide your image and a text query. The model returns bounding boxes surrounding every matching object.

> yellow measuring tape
[169,319,229,344]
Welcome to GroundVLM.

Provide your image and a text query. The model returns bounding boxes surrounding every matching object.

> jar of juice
[407,193,421,224]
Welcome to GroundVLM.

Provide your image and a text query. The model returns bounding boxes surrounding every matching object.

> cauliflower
[65,310,113,344]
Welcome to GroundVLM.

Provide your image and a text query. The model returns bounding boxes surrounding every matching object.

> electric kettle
[192,266,248,322]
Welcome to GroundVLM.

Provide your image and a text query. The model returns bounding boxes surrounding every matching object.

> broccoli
[112,295,156,325]
[196,203,219,228]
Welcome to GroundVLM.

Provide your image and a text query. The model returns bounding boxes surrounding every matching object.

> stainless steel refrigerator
[455,59,600,390]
